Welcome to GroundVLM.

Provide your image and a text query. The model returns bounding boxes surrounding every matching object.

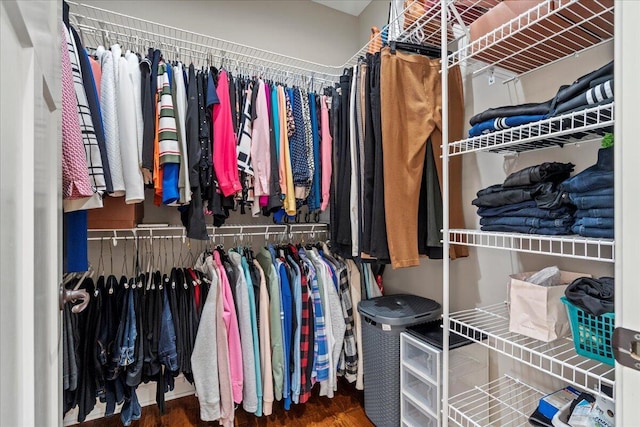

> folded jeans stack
[560,147,614,239]
[473,162,575,235]
[467,60,614,139]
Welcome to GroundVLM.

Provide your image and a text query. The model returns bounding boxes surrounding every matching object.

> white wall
[78,0,361,67]
[358,0,390,47]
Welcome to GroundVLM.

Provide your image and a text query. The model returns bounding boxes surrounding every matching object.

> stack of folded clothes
[473,162,575,235]
[468,60,614,138]
[560,147,614,239]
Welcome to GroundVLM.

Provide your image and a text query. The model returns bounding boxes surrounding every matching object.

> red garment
[212,70,242,197]
[89,56,102,97]
[187,269,201,312]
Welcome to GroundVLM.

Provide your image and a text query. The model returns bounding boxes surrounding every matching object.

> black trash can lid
[357,294,442,326]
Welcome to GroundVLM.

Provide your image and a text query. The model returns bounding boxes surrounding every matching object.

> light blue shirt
[287,255,302,404]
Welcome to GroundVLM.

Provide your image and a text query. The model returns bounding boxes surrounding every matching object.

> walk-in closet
[1,1,638,426]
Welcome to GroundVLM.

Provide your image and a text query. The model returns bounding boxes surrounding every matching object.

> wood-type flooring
[79,379,374,426]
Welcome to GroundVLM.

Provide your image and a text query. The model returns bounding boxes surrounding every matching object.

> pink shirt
[251,80,271,197]
[320,95,333,211]
[213,70,242,197]
[214,251,243,404]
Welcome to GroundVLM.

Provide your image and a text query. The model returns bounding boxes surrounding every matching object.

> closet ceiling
[311,0,372,16]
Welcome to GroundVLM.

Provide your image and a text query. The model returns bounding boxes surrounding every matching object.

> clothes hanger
[59,287,90,314]
[389,40,447,58]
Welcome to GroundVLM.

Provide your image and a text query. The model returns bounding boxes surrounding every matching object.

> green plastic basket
[561,296,615,366]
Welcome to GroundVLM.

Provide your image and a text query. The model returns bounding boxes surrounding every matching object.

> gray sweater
[229,251,258,413]
[191,255,221,421]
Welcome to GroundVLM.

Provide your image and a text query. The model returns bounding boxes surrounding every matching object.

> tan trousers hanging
[381,47,468,268]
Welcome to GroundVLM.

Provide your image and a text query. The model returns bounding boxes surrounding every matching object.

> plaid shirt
[301,254,329,385]
[298,257,313,404]
[331,256,357,381]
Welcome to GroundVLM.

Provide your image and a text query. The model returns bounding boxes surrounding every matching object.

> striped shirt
[157,62,180,164]
[65,24,106,199]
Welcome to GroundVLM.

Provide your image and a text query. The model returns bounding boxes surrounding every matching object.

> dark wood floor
[80,379,373,426]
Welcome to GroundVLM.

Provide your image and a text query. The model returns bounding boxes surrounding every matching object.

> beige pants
[381,47,468,268]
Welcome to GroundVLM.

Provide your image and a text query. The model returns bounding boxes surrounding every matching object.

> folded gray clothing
[565,276,614,316]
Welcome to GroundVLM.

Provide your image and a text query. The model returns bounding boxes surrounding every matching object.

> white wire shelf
[449,375,544,427]
[382,0,500,52]
[450,303,615,399]
[449,0,614,77]
[449,229,615,262]
[450,102,614,155]
[68,0,498,89]
[67,2,341,88]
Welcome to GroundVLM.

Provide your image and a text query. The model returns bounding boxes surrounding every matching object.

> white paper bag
[508,271,591,342]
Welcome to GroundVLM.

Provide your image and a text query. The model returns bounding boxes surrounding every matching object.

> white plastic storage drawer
[401,333,440,383]
[401,393,438,427]
[402,368,439,416]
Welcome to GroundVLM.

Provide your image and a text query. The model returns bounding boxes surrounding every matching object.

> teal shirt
[242,255,262,416]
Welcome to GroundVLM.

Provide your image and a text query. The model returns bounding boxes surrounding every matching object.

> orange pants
[381,47,468,268]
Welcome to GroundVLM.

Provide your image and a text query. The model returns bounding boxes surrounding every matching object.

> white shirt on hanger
[117,48,145,204]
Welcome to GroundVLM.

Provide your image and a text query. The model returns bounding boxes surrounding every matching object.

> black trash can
[358,294,442,427]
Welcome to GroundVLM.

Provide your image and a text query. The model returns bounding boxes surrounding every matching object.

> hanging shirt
[212,259,234,427]
[214,251,243,404]
[236,84,254,176]
[69,25,113,194]
[345,259,364,390]
[118,52,145,204]
[157,61,180,204]
[241,255,262,417]
[173,62,191,204]
[64,25,105,210]
[308,92,322,211]
[60,25,92,201]
[213,70,242,197]
[302,88,315,197]
[276,259,292,410]
[290,88,309,198]
[191,255,221,422]
[302,253,329,383]
[256,248,284,401]
[229,252,258,414]
[271,85,280,164]
[311,249,346,397]
[253,259,274,416]
[286,255,303,404]
[280,87,296,215]
[98,46,126,196]
[322,247,357,380]
[252,80,271,200]
[320,95,333,211]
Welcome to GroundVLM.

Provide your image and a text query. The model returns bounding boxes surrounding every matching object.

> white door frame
[614,1,640,424]
[0,1,62,425]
